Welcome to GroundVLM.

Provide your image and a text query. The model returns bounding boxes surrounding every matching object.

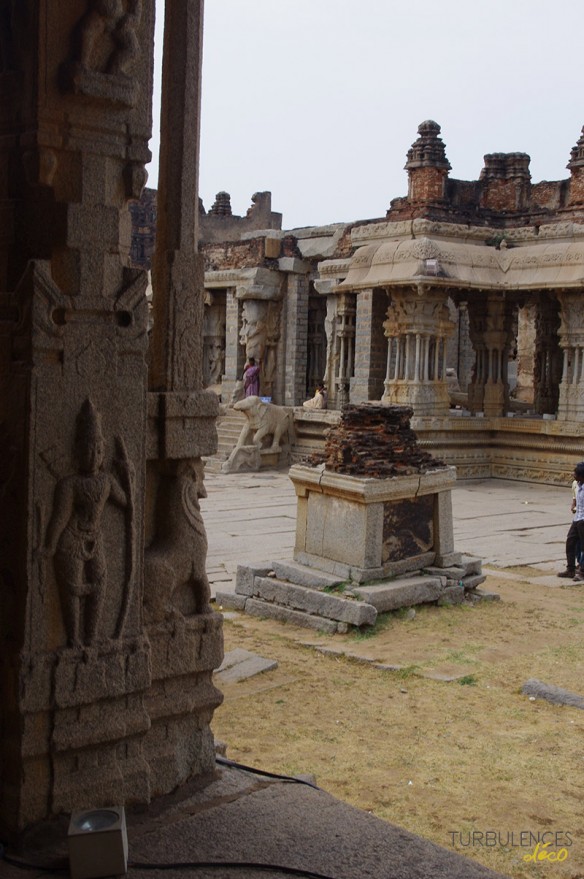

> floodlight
[68,806,128,879]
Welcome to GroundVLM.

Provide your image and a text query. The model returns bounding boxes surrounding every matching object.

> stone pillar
[557,291,584,421]
[382,287,454,416]
[235,269,282,401]
[0,0,156,837]
[351,288,388,403]
[334,293,356,408]
[283,268,310,405]
[514,302,536,404]
[467,292,514,416]
[144,0,223,798]
[222,286,242,402]
[203,291,226,388]
[534,295,562,415]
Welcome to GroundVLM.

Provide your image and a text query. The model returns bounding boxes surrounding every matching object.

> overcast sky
[149,0,583,230]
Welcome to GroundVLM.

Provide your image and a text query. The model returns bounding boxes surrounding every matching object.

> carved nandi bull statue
[233,395,294,451]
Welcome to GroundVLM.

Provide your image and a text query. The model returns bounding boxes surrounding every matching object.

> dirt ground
[212,567,584,879]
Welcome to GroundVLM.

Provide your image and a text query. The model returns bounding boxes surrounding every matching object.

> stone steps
[204,410,246,472]
[215,554,495,633]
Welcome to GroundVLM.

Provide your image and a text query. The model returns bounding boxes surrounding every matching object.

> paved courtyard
[201,471,573,597]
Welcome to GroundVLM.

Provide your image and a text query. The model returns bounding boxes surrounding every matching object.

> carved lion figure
[143,458,211,623]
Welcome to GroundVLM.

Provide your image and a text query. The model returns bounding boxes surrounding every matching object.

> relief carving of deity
[43,399,134,648]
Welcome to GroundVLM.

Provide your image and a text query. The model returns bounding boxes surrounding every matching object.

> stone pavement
[5,764,507,879]
[201,470,573,598]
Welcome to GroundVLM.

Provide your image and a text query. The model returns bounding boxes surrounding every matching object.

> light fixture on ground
[68,807,128,879]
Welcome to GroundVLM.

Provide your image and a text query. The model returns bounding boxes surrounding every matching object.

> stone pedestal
[290,464,459,582]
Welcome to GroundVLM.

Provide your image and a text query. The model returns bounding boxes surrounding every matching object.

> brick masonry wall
[202,238,267,271]
[409,167,446,202]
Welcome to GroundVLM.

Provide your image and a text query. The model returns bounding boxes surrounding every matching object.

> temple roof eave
[323,234,584,294]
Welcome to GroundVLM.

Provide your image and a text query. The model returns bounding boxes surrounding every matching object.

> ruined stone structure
[222,405,490,632]
[0,0,222,841]
[190,121,584,484]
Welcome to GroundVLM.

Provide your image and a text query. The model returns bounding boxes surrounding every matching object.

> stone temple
[134,119,584,485]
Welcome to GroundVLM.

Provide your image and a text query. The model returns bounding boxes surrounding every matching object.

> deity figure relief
[239,300,267,363]
[77,0,142,76]
[44,399,133,648]
[203,303,225,387]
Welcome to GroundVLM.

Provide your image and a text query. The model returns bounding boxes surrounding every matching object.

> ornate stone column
[334,293,356,408]
[466,293,514,416]
[557,291,584,421]
[236,270,282,401]
[0,0,155,836]
[382,287,454,416]
[203,291,226,388]
[144,0,223,797]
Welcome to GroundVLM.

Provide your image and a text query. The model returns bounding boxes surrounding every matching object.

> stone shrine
[220,405,490,632]
[0,0,223,841]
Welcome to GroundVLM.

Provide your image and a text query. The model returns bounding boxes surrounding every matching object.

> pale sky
[149,0,584,230]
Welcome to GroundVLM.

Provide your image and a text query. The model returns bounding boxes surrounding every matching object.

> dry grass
[213,571,584,879]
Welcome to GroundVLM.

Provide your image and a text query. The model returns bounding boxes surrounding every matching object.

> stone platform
[217,554,493,633]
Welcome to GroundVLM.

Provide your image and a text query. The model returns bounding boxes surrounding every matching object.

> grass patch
[458,674,478,686]
[351,613,393,640]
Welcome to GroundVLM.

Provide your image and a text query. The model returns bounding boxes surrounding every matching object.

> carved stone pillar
[144,0,222,798]
[557,292,584,421]
[466,293,514,416]
[382,288,454,416]
[236,269,282,401]
[0,0,155,837]
[334,293,356,408]
[534,295,562,415]
[203,291,226,388]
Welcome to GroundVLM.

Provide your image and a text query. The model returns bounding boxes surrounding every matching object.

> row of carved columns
[203,273,580,421]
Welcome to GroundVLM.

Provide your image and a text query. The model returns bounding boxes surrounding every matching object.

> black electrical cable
[215,755,320,789]
[1,847,340,879]
[0,845,68,873]
[128,861,339,879]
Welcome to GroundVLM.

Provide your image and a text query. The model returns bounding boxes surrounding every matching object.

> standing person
[558,461,584,580]
[243,356,260,397]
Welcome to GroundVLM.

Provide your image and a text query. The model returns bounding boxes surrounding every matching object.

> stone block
[253,576,377,626]
[293,550,351,580]
[472,587,500,601]
[236,564,273,596]
[462,574,487,590]
[244,598,339,633]
[434,551,462,567]
[460,554,483,575]
[351,576,443,612]
[437,585,466,606]
[216,591,247,610]
[216,648,278,683]
[350,552,436,583]
[271,560,346,590]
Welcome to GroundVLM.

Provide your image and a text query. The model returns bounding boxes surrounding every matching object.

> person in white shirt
[559,462,584,580]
